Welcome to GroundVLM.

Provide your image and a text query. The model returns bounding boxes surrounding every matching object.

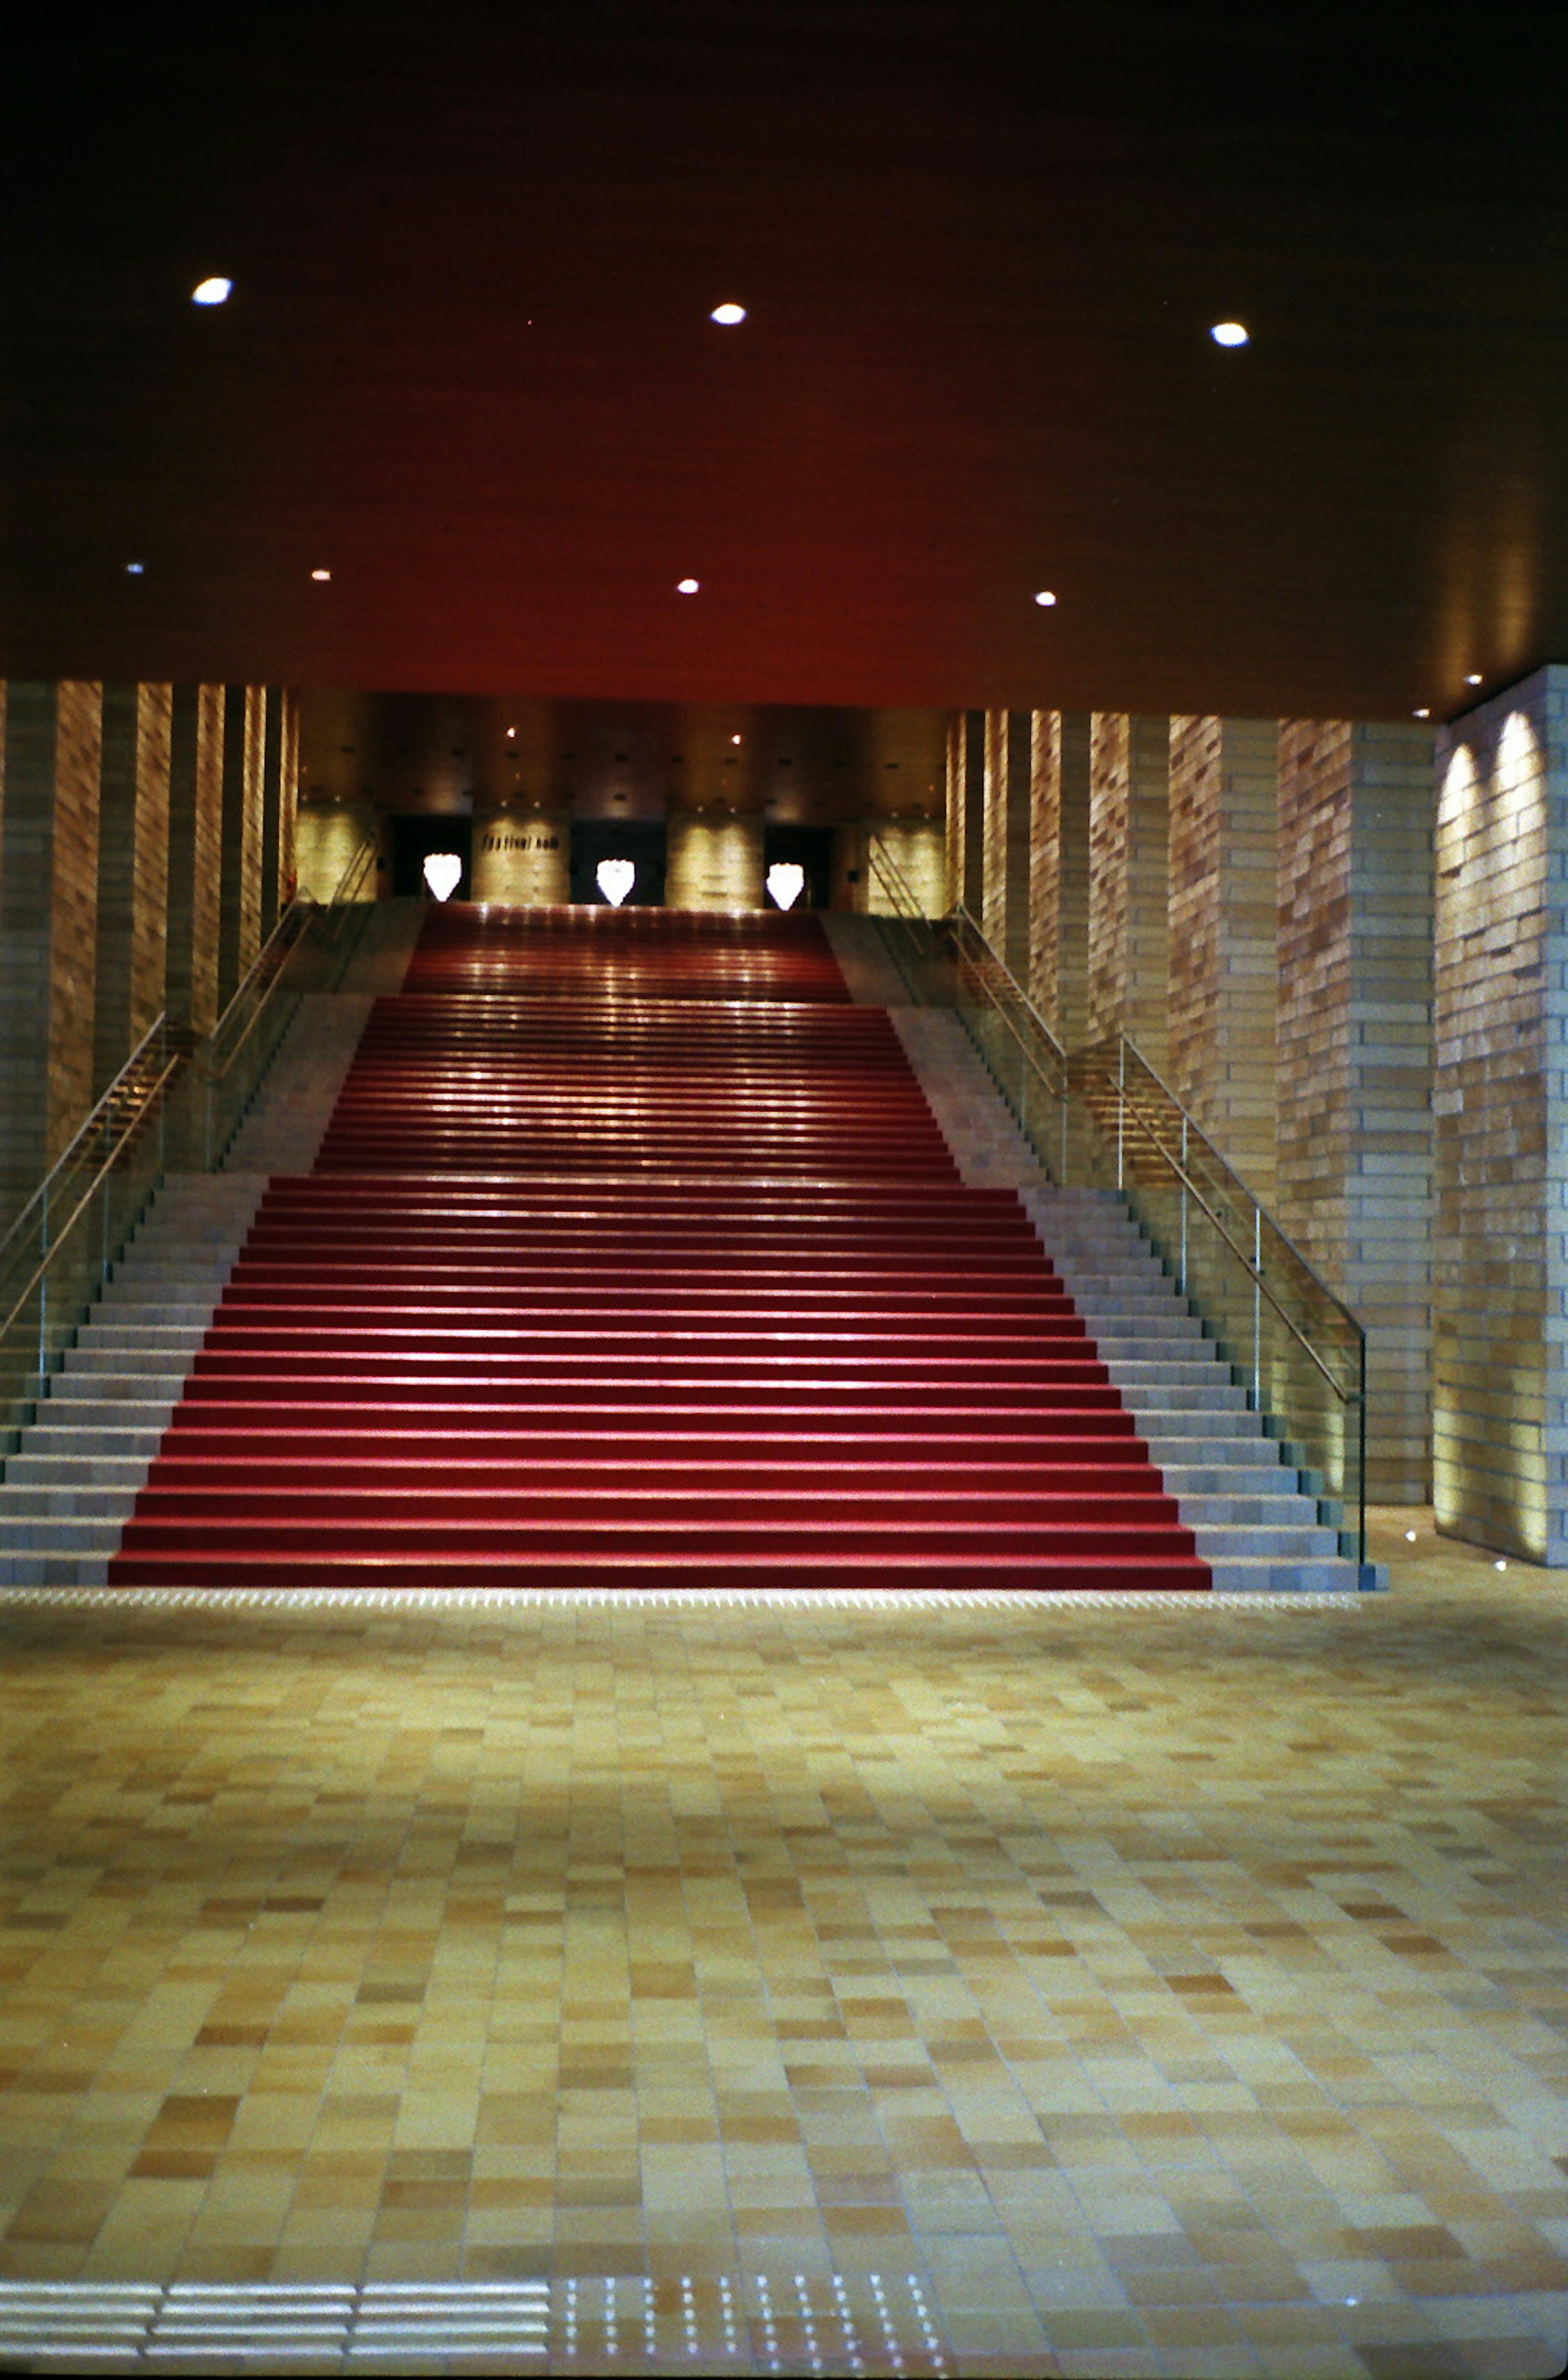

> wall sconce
[422,853,462,901]
[597,858,635,906]
[766,861,806,911]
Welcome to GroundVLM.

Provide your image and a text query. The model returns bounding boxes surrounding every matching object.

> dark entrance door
[390,815,473,899]
[763,823,835,909]
[569,819,667,905]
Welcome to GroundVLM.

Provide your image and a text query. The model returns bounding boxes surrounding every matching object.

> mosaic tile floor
[0,1512,1564,2378]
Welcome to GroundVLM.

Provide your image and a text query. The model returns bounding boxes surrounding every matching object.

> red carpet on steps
[109,905,1210,1593]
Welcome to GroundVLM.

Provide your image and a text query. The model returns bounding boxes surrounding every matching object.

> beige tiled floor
[0,1514,1564,2376]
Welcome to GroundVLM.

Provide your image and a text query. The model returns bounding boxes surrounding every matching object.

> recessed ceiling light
[1033,589,1057,607]
[730,733,742,745]
[506,726,516,738]
[676,577,700,594]
[310,567,332,582]
[192,276,232,305]
[1413,707,1430,719]
[1210,320,1248,346]
[1466,673,1483,686]
[710,302,747,325]
[124,560,145,576]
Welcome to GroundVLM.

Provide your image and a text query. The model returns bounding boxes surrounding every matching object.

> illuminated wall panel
[1432,666,1568,1561]
[665,813,764,909]
[470,807,570,904]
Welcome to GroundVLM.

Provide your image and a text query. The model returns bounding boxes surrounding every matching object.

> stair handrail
[1068,1032,1363,1377]
[0,831,379,1429]
[861,845,1369,1569]
[0,1018,183,1324]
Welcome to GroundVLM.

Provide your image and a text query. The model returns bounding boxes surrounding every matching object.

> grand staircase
[91,904,1210,1595]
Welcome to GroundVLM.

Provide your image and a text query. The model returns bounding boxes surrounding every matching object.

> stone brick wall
[664,814,764,910]
[166,686,226,1037]
[294,801,383,904]
[1087,714,1169,1064]
[218,685,267,1006]
[1167,715,1278,1201]
[866,818,946,916]
[93,683,172,1093]
[1277,719,1433,1505]
[0,681,103,1213]
[1027,712,1091,1047]
[1433,668,1568,1561]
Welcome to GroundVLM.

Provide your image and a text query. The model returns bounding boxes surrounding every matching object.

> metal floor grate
[0,2273,949,2373]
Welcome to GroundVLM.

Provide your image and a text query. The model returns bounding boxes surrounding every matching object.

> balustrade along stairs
[91,903,1211,1594]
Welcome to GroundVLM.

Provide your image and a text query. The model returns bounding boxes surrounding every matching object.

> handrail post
[1252,1201,1262,1412]
[1116,1040,1125,1191]
[1180,1115,1188,1294]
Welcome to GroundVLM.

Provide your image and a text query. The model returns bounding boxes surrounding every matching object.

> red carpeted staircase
[108,906,1209,1591]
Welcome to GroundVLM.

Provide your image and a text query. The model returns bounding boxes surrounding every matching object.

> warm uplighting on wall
[597,858,636,905]
[766,862,806,911]
[192,276,232,305]
[422,853,462,901]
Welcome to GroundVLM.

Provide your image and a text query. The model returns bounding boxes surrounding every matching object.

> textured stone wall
[1087,714,1169,1063]
[166,685,226,1037]
[293,802,384,905]
[865,818,946,916]
[1027,712,1091,1046]
[218,685,267,1006]
[1167,715,1278,1201]
[278,691,301,904]
[664,814,765,910]
[470,809,570,904]
[0,682,103,1212]
[93,683,172,1093]
[1277,720,1434,1504]
[1433,669,1568,1561]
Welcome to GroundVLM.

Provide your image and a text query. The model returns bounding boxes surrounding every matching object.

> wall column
[945,710,985,919]
[93,684,172,1094]
[1087,714,1170,1063]
[1276,720,1434,1505]
[217,684,266,1009]
[0,682,103,1216]
[1027,711,1091,1046]
[165,686,225,1041]
[277,690,301,905]
[1167,716,1279,1200]
[1433,668,1568,1561]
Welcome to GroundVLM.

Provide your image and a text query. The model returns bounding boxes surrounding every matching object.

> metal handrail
[0,1051,183,1340]
[863,838,1369,1566]
[1067,1048,1354,1402]
[0,1016,174,1274]
[1071,1029,1361,1348]
[0,829,379,1365]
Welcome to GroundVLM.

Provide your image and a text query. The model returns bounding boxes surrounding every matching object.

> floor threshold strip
[0,1584,1366,1613]
[0,2273,948,2371]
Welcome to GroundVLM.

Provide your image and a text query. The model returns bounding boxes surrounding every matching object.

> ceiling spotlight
[310,567,332,582]
[192,276,232,305]
[1033,589,1058,607]
[124,560,145,576]
[676,577,700,594]
[1466,673,1483,686]
[1210,320,1249,347]
[730,733,742,744]
[506,726,516,738]
[710,301,747,325]
[1413,707,1430,719]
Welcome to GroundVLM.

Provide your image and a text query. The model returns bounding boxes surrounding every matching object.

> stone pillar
[982,710,1032,975]
[944,711,985,919]
[93,684,172,1094]
[1087,714,1170,1063]
[1028,711,1091,1047]
[165,685,225,1040]
[0,682,103,1215]
[1167,716,1278,1200]
[1276,720,1434,1505]
[218,684,267,1008]
[257,688,285,938]
[665,813,765,909]
[277,691,301,905]
[1433,669,1568,1561]
[471,807,570,903]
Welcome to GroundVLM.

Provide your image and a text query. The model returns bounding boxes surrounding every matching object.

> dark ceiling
[2,1,1565,721]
